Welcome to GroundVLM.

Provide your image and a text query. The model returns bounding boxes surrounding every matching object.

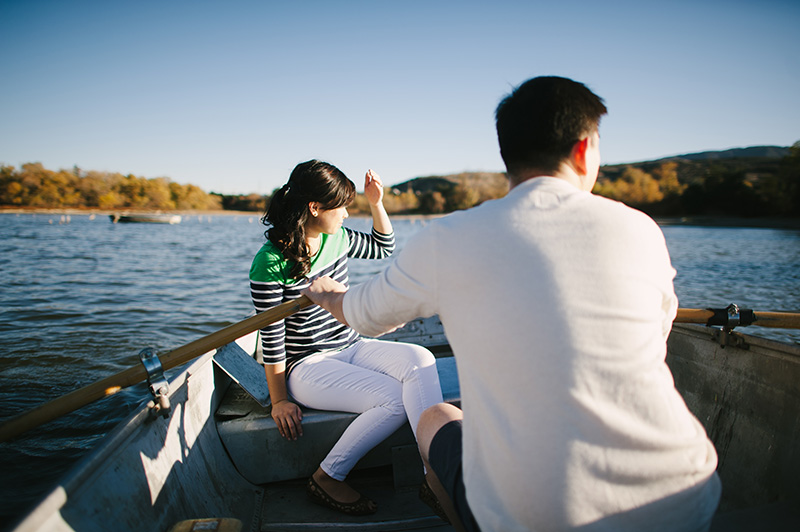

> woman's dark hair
[495,76,607,177]
[263,160,356,279]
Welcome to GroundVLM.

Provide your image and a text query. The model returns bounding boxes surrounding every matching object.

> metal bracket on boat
[139,348,171,418]
[704,303,756,329]
[706,304,750,348]
[710,327,748,349]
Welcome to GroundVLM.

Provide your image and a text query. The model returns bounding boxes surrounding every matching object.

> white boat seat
[215,355,460,486]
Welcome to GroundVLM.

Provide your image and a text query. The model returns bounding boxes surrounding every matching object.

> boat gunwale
[671,323,800,362]
[9,349,229,532]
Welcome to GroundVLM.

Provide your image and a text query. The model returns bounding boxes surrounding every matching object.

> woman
[250,160,443,515]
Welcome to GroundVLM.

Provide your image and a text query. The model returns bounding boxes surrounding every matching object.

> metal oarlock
[725,303,741,329]
[703,303,756,330]
[706,304,750,348]
[139,348,171,418]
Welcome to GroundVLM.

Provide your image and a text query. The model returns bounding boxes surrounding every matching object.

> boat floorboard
[259,466,454,532]
[710,500,800,531]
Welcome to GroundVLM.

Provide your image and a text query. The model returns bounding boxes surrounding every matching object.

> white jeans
[287,338,443,481]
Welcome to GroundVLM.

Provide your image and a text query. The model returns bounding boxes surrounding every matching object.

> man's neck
[509,164,583,191]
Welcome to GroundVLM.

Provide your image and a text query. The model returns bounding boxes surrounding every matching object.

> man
[304,76,721,531]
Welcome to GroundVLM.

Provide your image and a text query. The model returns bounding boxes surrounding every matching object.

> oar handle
[675,308,800,329]
[752,311,800,329]
[0,296,312,443]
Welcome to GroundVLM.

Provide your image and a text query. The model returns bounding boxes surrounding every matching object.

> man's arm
[303,276,349,326]
[307,221,439,337]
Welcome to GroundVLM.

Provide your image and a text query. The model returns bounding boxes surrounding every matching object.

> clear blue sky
[1,0,798,195]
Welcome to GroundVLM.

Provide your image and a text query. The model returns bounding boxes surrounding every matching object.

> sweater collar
[510,176,582,196]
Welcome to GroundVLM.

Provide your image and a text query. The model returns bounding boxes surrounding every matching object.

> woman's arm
[345,170,395,260]
[264,361,304,440]
[365,169,392,236]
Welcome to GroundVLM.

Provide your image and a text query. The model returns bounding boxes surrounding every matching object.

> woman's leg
[344,339,443,439]
[287,349,410,481]
[288,340,443,480]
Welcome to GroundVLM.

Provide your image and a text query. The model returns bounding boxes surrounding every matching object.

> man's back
[346,176,721,530]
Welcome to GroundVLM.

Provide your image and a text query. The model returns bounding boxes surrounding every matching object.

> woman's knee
[404,344,437,372]
[377,342,438,381]
[389,341,433,366]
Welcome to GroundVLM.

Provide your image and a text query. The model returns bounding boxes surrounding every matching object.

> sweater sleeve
[250,278,287,365]
[344,223,438,337]
[650,223,679,339]
[345,227,395,259]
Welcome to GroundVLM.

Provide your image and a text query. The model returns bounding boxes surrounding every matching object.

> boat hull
[11,350,258,532]
[109,214,182,224]
[10,322,800,531]
[667,324,800,511]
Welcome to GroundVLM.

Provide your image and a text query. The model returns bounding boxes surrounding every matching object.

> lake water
[0,212,798,528]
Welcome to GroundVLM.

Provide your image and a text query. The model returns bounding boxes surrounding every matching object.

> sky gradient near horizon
[2,0,798,195]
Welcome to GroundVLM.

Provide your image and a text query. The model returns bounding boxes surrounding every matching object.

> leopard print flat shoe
[306,476,377,516]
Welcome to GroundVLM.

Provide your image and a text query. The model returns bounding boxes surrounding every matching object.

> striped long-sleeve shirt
[249,226,395,374]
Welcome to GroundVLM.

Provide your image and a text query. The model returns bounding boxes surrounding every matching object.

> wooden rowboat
[109,214,182,224]
[4,306,800,531]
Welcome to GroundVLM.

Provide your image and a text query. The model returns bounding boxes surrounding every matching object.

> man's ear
[570,137,590,176]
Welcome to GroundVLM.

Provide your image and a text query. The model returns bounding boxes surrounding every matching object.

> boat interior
[214,320,460,532]
[10,319,800,532]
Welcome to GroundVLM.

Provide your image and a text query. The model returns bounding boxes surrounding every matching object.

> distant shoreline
[2,207,798,228]
[654,216,800,230]
[0,206,257,216]
[0,206,439,221]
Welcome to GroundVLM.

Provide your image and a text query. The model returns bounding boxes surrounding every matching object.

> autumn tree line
[2,143,798,217]
[0,163,221,210]
[370,143,799,217]
[594,143,800,218]
[0,162,508,215]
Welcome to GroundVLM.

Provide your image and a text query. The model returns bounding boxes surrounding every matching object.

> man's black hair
[495,76,607,177]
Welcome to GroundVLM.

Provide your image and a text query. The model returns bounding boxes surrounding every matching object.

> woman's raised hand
[364,169,385,206]
[362,168,393,240]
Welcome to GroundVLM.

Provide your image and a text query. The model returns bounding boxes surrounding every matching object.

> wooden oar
[2,300,797,443]
[0,296,312,443]
[675,307,800,329]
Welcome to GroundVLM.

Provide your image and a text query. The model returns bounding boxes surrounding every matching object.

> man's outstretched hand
[302,276,349,326]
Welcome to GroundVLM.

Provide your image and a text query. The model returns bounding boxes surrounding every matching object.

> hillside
[393,146,791,194]
[648,146,790,162]
[391,171,508,199]
[600,145,790,187]
[382,144,798,217]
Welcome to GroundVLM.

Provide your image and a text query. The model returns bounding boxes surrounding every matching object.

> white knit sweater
[344,177,720,531]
